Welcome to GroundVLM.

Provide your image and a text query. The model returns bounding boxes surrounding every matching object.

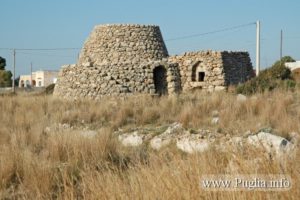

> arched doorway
[25,80,30,87]
[192,62,205,82]
[153,66,168,95]
[20,80,24,88]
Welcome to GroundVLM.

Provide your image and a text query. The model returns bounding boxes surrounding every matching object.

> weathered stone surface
[247,132,292,155]
[78,24,168,66]
[118,131,143,147]
[115,123,298,157]
[150,122,185,150]
[150,137,172,150]
[211,117,220,125]
[176,135,211,154]
[168,50,254,92]
[54,24,254,99]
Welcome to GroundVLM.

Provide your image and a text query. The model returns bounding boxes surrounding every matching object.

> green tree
[267,56,294,80]
[0,56,6,70]
[0,70,12,87]
[273,56,295,68]
[0,56,13,87]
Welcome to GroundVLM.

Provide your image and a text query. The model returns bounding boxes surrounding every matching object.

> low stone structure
[54,24,254,99]
[169,51,253,92]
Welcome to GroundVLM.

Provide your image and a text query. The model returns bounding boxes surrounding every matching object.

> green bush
[45,83,55,94]
[236,56,296,94]
[0,56,12,87]
[0,70,12,87]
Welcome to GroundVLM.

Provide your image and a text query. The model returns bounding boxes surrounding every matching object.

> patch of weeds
[189,128,198,134]
[151,125,169,136]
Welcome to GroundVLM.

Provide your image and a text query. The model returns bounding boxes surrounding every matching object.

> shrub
[45,84,55,94]
[236,56,296,94]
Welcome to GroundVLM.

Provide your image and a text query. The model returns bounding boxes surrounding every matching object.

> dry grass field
[0,89,299,199]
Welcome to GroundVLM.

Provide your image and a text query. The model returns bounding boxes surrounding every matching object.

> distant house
[285,61,300,71]
[19,70,58,88]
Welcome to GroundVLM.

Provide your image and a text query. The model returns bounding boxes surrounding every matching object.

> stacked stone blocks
[54,24,254,99]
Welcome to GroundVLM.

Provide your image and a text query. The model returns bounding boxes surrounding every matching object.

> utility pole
[30,62,33,86]
[280,29,283,61]
[12,49,16,93]
[256,20,261,76]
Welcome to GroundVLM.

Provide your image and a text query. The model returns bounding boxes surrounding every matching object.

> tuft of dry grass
[0,89,299,199]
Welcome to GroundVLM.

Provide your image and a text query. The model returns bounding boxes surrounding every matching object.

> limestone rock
[211,117,219,125]
[118,131,143,147]
[247,132,292,155]
[162,122,184,135]
[150,122,185,150]
[82,62,92,67]
[214,86,226,91]
[237,94,247,102]
[150,137,172,150]
[176,135,211,154]
[115,123,298,159]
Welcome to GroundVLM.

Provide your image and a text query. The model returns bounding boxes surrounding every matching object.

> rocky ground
[47,120,298,160]
[1,91,300,199]
[44,93,299,158]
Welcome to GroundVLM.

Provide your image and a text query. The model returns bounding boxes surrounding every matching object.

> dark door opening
[153,66,168,95]
[198,72,205,82]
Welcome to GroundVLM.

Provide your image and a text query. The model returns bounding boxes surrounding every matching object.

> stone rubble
[211,117,220,125]
[116,123,298,157]
[150,122,186,150]
[118,131,144,147]
[176,134,211,154]
[247,131,294,156]
[45,121,298,158]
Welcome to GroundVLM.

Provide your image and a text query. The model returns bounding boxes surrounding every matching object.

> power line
[0,47,80,51]
[0,22,257,51]
[168,26,256,51]
[17,52,76,58]
[285,37,300,40]
[165,22,256,42]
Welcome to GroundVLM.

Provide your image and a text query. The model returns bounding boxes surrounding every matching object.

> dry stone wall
[168,51,254,92]
[54,60,181,99]
[222,51,254,85]
[54,24,254,99]
[168,51,224,91]
[78,24,168,66]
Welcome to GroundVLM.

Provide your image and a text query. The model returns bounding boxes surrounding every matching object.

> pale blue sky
[1,0,299,76]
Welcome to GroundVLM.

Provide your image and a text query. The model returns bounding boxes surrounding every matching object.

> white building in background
[19,70,58,88]
[285,61,300,71]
